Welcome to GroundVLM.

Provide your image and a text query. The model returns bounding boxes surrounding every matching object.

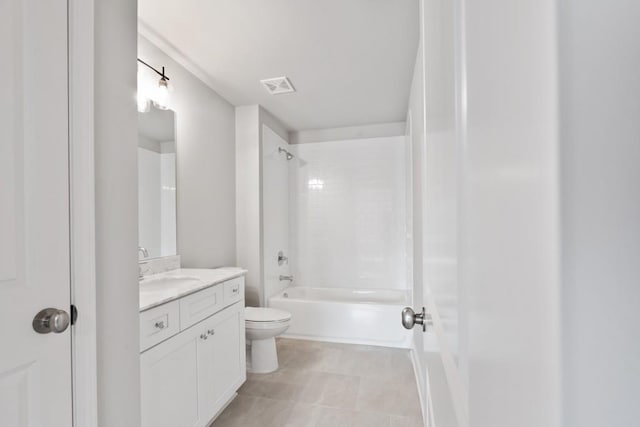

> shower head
[278,147,294,161]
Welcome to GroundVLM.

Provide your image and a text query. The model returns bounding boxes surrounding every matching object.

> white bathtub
[269,287,412,348]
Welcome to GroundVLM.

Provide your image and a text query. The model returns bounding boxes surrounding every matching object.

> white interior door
[0,0,73,425]
[405,0,467,426]
[421,0,467,424]
[412,0,563,426]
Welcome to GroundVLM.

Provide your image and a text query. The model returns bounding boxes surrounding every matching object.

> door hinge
[70,304,78,325]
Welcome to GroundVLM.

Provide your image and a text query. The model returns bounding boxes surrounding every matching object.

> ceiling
[139,0,419,132]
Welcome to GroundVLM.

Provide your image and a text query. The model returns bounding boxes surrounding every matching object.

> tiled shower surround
[289,136,407,291]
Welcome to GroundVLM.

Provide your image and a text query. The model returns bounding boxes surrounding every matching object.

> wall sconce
[137,58,171,112]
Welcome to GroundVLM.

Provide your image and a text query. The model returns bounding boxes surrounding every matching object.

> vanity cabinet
[140,277,246,427]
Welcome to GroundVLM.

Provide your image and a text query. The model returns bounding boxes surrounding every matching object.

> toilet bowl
[245,307,292,373]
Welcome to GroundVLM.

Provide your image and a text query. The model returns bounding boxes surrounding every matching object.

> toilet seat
[245,307,291,324]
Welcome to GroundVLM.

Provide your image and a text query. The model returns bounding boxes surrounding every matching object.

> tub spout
[279,275,294,282]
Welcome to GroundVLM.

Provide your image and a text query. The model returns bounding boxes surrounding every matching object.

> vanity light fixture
[137,58,171,111]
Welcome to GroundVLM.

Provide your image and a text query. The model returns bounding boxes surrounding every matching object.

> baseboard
[410,346,429,426]
[280,333,411,349]
[206,392,237,426]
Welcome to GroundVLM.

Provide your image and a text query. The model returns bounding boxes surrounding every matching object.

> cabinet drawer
[140,300,180,352]
[223,277,244,305]
[180,284,223,330]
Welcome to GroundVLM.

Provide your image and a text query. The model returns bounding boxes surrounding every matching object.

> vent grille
[260,77,296,95]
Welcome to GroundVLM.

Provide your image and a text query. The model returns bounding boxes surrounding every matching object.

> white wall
[95,0,141,425]
[236,105,290,306]
[290,136,406,290]
[138,35,236,268]
[235,106,262,306]
[262,126,292,300]
[559,1,640,425]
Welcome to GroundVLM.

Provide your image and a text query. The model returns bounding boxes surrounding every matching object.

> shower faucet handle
[277,251,289,266]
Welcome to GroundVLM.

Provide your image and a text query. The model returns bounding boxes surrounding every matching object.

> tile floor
[211,338,423,427]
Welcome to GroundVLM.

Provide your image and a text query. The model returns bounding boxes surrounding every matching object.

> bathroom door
[0,0,73,425]
[409,0,468,425]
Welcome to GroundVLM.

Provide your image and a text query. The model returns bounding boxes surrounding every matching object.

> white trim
[410,345,429,426]
[426,370,435,427]
[280,333,412,350]
[69,0,98,425]
[427,298,469,426]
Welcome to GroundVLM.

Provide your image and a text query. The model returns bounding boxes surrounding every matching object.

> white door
[405,0,466,426]
[0,0,73,425]
[421,0,467,425]
[408,1,563,426]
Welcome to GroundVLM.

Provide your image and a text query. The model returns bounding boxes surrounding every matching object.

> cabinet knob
[207,329,215,336]
[155,321,166,329]
[200,333,208,340]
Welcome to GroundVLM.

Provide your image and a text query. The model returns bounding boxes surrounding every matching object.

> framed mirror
[138,105,177,260]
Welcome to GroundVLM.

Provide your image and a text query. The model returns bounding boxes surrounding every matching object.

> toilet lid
[245,307,291,322]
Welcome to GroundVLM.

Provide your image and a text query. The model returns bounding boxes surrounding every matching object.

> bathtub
[269,287,412,348]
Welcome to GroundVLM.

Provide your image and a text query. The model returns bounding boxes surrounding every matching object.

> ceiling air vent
[260,76,296,95]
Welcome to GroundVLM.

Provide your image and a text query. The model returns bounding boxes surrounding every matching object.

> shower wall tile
[290,136,407,290]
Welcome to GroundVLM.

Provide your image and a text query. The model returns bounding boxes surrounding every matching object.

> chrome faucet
[279,275,294,282]
[138,246,149,259]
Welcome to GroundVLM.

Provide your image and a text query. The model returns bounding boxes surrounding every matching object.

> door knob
[33,308,71,334]
[401,307,431,332]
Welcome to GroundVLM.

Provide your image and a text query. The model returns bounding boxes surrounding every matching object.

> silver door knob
[401,307,431,332]
[33,308,71,334]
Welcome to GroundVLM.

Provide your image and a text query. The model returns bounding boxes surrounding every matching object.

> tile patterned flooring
[211,338,423,427]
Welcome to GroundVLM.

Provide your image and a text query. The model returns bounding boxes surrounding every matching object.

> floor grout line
[213,338,423,426]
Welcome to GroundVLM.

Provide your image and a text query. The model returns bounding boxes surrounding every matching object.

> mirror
[138,105,177,259]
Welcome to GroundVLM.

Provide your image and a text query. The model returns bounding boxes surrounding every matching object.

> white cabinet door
[0,1,72,426]
[141,326,201,427]
[141,299,246,427]
[197,301,246,423]
[210,302,245,409]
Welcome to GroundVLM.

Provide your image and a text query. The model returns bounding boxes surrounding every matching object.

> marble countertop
[139,267,247,312]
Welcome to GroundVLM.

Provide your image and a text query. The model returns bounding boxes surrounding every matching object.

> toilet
[245,307,292,373]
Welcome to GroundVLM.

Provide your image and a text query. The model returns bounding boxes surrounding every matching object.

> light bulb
[153,77,170,110]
